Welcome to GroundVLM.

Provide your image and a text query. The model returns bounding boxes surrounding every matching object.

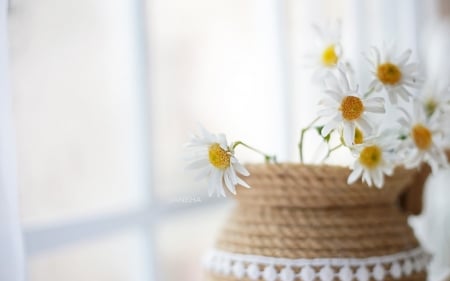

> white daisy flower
[304,21,343,83]
[398,103,448,173]
[318,68,386,146]
[185,127,250,197]
[419,81,450,118]
[347,134,397,188]
[366,45,421,104]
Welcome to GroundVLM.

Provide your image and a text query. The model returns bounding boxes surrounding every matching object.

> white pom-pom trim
[204,248,430,281]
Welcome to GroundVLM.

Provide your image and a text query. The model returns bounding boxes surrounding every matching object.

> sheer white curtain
[0,0,25,280]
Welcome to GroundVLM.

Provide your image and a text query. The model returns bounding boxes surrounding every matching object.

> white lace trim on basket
[203,248,430,281]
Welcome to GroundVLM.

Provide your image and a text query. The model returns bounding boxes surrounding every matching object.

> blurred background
[4,0,449,280]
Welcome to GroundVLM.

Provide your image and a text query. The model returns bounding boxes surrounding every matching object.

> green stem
[298,116,321,163]
[232,141,277,163]
[320,144,343,163]
[363,87,376,98]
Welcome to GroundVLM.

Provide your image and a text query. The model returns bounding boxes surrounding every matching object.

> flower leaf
[316,126,331,143]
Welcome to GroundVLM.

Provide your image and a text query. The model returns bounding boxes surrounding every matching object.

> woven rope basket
[205,163,427,281]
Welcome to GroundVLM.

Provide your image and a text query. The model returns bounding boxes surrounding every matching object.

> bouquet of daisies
[186,22,450,197]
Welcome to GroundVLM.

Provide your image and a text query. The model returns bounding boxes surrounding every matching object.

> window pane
[147,0,289,199]
[28,229,148,281]
[9,0,146,226]
[156,203,231,281]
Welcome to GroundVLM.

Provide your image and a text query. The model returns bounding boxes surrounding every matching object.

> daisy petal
[186,158,209,169]
[195,167,211,181]
[356,116,373,134]
[372,168,384,188]
[363,170,373,186]
[364,105,385,113]
[343,122,355,146]
[207,169,221,197]
[237,177,251,189]
[233,161,250,176]
[396,49,412,66]
[402,63,419,74]
[387,91,398,104]
[324,89,344,102]
[318,107,338,117]
[228,165,239,184]
[224,170,236,194]
[348,165,363,184]
[322,116,340,137]
[365,97,385,106]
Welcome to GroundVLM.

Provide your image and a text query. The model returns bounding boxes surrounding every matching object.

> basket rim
[234,162,415,208]
[241,162,412,181]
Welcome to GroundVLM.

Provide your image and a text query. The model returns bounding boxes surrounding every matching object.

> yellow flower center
[377,62,402,85]
[321,45,338,67]
[208,143,231,169]
[340,96,364,121]
[424,99,437,117]
[359,145,382,169]
[412,124,432,150]
[354,128,364,144]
